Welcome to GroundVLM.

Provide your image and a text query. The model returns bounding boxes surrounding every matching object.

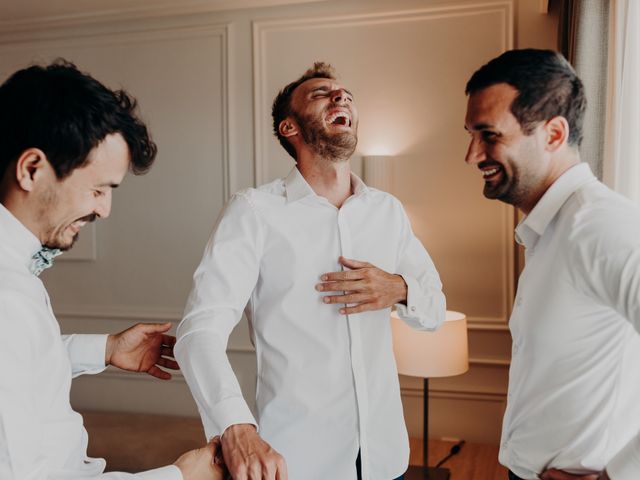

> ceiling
[0,0,326,32]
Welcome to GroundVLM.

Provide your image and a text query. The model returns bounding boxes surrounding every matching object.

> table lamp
[391,310,469,480]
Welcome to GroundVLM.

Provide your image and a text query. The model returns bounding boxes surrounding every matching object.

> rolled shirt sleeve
[175,193,263,439]
[393,201,446,330]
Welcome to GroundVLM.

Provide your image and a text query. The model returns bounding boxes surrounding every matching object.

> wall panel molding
[0,22,233,201]
[0,0,326,36]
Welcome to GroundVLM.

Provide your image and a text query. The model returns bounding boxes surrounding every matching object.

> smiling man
[0,61,225,480]
[175,62,446,480]
[464,49,640,480]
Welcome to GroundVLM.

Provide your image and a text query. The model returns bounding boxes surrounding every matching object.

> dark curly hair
[0,59,157,181]
[272,61,336,160]
[466,49,586,146]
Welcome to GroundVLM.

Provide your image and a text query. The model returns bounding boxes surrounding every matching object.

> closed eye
[481,131,499,143]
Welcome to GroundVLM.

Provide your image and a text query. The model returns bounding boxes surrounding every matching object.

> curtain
[558,0,610,180]
[603,0,640,205]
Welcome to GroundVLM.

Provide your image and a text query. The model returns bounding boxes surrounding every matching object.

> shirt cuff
[136,465,183,480]
[607,435,640,480]
[395,274,420,318]
[204,396,257,439]
[67,334,108,377]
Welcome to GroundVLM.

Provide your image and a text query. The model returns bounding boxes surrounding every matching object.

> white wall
[0,0,558,444]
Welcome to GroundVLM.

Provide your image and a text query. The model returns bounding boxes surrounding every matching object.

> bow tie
[30,247,62,276]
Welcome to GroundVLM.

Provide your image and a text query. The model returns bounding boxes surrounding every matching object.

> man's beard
[293,111,357,162]
[482,160,530,208]
[37,187,96,251]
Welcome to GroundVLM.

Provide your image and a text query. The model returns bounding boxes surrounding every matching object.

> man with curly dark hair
[0,61,225,480]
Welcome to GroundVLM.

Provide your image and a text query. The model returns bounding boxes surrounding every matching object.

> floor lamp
[391,311,469,480]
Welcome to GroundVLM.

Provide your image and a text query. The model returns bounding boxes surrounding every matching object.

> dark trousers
[355,450,405,480]
[508,471,525,480]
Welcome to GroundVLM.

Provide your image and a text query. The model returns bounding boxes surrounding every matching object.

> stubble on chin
[43,231,78,251]
[295,112,357,162]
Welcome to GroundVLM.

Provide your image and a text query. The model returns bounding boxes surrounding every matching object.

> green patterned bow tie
[30,247,62,276]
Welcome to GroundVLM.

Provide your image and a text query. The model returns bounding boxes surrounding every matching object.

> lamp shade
[391,310,469,378]
[362,155,393,192]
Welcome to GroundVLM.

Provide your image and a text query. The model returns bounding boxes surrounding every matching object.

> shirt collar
[284,166,370,203]
[0,202,42,270]
[515,163,596,248]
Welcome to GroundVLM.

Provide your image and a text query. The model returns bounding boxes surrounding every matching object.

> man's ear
[279,118,298,139]
[544,116,569,152]
[15,148,50,192]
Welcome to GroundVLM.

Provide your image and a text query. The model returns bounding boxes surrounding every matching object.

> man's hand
[540,469,609,480]
[221,423,287,480]
[105,322,179,380]
[316,256,407,315]
[174,437,227,480]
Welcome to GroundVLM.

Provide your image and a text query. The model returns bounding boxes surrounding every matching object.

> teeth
[482,168,500,177]
[326,111,350,125]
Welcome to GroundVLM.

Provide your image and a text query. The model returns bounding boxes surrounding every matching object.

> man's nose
[465,137,486,165]
[95,190,112,219]
[331,89,348,104]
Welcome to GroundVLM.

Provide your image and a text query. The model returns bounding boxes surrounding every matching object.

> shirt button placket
[337,207,370,479]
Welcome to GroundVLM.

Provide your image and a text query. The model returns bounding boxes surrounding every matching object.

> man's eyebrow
[97,182,120,188]
[466,122,495,131]
[309,86,354,98]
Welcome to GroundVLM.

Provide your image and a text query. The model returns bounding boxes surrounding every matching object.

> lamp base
[404,465,451,480]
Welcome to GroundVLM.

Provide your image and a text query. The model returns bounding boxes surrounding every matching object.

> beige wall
[0,0,558,445]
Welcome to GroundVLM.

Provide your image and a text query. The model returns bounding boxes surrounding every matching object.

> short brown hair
[466,49,586,146]
[272,62,336,160]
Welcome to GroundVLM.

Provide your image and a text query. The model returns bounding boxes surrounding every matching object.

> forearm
[175,327,256,438]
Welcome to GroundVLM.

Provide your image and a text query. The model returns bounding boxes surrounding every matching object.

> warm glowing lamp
[391,310,469,480]
[362,155,393,192]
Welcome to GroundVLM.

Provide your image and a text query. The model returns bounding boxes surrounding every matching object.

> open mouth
[326,111,352,128]
[480,165,503,182]
[68,220,87,235]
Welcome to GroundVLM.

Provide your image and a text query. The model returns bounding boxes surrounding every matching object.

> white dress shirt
[500,163,640,480]
[0,203,181,480]
[175,168,446,480]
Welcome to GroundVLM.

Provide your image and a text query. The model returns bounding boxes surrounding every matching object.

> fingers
[160,346,174,357]
[321,269,364,282]
[147,365,172,380]
[540,469,599,480]
[161,334,177,346]
[322,293,369,305]
[317,280,364,292]
[339,256,370,269]
[339,303,376,315]
[275,461,288,480]
[157,356,180,370]
[135,322,173,334]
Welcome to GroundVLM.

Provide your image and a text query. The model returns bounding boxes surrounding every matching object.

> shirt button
[515,297,523,307]
[513,341,520,354]
[410,306,416,312]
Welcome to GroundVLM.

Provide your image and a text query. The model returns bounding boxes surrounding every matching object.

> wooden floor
[410,438,509,480]
[83,412,508,479]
